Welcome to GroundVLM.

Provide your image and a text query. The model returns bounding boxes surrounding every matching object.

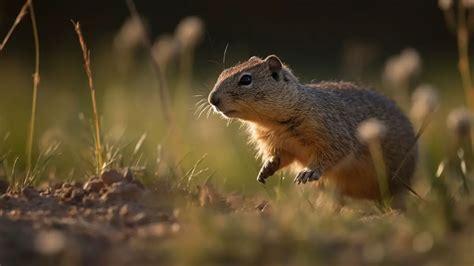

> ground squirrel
[208,55,417,200]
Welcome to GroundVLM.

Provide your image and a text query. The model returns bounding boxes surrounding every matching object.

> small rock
[22,187,39,199]
[137,223,168,238]
[101,169,124,186]
[101,182,143,203]
[52,181,64,191]
[129,212,149,225]
[99,187,108,195]
[71,181,83,188]
[60,187,73,201]
[70,188,84,202]
[119,204,130,217]
[83,179,105,193]
[106,207,121,225]
[100,191,119,203]
[113,182,142,199]
[82,197,93,206]
[0,178,9,195]
[0,194,11,201]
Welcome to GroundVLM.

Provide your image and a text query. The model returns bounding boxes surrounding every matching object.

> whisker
[226,118,233,127]
[194,98,206,106]
[195,102,207,116]
[206,106,213,119]
[222,43,229,69]
[194,102,208,115]
[198,105,211,119]
[196,100,208,109]
[193,104,204,116]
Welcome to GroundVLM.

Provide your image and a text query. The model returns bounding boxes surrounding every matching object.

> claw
[256,157,280,185]
[294,169,321,185]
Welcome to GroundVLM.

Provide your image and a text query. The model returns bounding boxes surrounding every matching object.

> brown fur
[208,55,417,200]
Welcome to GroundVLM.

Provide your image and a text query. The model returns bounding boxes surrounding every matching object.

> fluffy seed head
[447,107,472,138]
[357,119,387,144]
[410,84,439,123]
[113,17,145,52]
[438,0,453,10]
[152,34,179,68]
[175,16,204,50]
[383,48,422,88]
[463,0,474,8]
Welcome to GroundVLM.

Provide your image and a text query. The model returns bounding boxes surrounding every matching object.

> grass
[0,1,473,265]
[72,21,104,175]
[26,0,40,174]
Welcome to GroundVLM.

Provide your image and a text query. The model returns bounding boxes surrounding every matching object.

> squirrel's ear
[265,55,282,72]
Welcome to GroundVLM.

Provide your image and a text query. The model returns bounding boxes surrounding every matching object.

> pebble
[22,187,39,199]
[83,178,105,193]
[101,170,124,186]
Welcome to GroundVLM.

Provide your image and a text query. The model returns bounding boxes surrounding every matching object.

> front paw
[294,169,321,184]
[257,173,267,184]
[257,158,281,184]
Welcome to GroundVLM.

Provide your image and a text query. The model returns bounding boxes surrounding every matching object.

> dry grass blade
[184,153,208,187]
[456,1,474,110]
[72,21,103,175]
[26,0,40,173]
[0,1,29,51]
[391,112,434,201]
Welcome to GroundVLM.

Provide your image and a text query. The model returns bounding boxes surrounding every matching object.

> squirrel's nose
[209,93,221,106]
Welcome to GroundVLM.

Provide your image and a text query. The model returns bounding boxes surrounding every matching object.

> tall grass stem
[72,21,104,175]
[26,0,40,173]
[456,1,474,156]
[0,1,29,51]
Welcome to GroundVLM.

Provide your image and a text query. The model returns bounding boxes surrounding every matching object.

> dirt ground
[1,169,473,266]
[0,170,187,265]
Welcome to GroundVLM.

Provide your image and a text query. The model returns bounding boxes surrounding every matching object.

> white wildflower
[357,119,387,143]
[447,107,472,138]
[152,34,179,68]
[438,0,453,10]
[383,48,422,89]
[410,84,439,123]
[175,16,204,50]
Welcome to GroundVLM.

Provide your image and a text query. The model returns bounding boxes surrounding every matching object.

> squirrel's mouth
[222,110,238,117]
[211,103,239,118]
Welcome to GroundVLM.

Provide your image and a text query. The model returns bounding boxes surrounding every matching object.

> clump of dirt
[0,178,8,194]
[0,169,180,265]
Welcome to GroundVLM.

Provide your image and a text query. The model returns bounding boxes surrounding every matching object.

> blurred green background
[0,0,466,193]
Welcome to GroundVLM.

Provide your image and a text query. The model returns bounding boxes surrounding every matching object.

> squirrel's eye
[238,74,252,86]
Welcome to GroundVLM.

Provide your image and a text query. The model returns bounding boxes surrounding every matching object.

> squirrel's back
[306,81,418,198]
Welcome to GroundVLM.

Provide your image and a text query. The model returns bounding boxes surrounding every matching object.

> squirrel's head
[208,55,299,122]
